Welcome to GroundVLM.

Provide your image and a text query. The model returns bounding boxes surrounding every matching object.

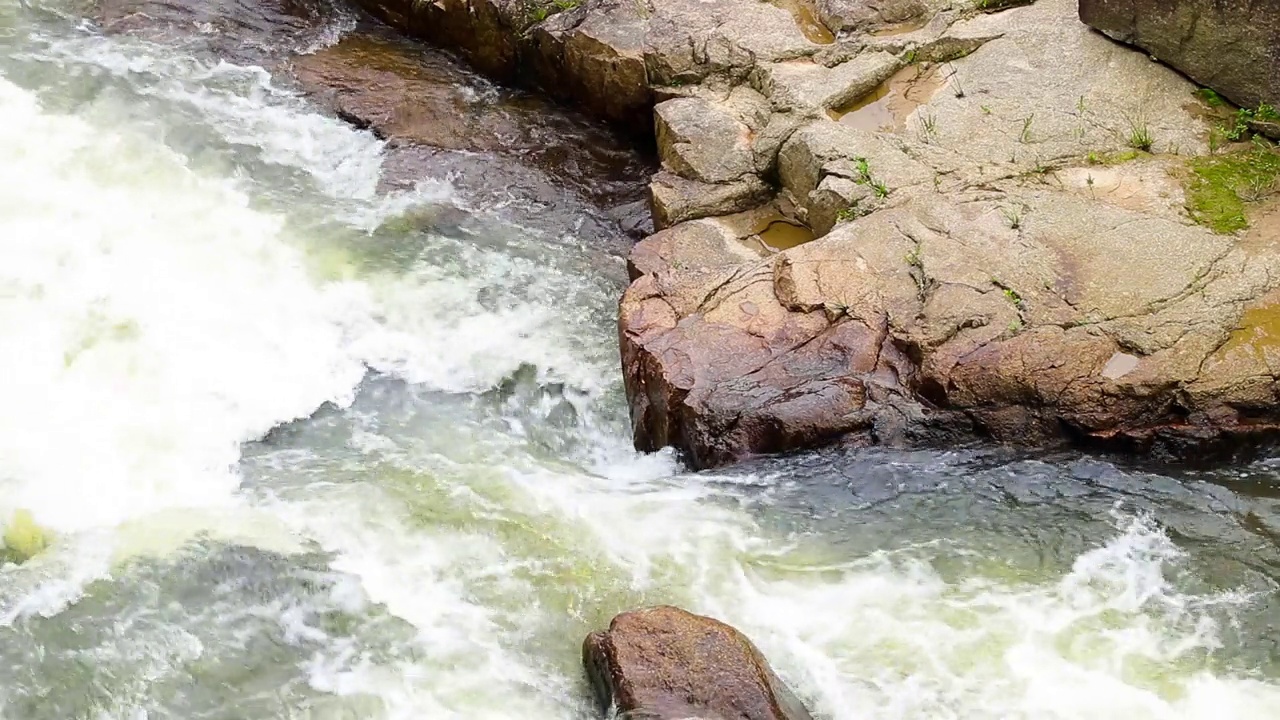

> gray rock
[1080,0,1280,110]
[655,97,756,183]
[650,171,772,229]
[752,52,899,113]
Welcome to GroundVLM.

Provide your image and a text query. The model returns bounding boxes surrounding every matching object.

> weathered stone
[289,29,652,209]
[620,210,967,468]
[655,97,756,183]
[650,171,772,229]
[804,174,874,235]
[816,0,949,34]
[346,0,654,132]
[752,52,899,113]
[1079,0,1280,110]
[583,606,814,720]
[338,0,1280,468]
[644,0,819,87]
[777,120,931,232]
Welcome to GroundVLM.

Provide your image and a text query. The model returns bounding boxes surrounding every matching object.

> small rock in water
[582,605,813,720]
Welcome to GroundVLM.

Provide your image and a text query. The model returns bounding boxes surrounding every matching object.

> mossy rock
[2,509,52,564]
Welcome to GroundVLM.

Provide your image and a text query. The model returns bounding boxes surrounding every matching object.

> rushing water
[2,1,1280,718]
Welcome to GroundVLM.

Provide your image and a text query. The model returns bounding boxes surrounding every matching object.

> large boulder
[583,606,814,720]
[1079,0,1280,109]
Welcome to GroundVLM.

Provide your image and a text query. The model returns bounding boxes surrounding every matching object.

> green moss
[525,0,579,25]
[1195,88,1226,108]
[1185,144,1280,233]
[2,509,51,564]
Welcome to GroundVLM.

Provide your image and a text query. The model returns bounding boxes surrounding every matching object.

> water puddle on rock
[759,218,816,250]
[770,0,835,45]
[1219,303,1280,361]
[829,62,943,132]
[721,207,816,253]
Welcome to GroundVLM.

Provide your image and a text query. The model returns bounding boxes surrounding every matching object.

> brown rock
[347,0,654,132]
[582,606,814,720]
[337,0,1280,469]
[1079,0,1280,110]
[619,216,963,468]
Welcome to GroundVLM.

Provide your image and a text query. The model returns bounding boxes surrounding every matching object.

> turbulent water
[2,0,1280,718]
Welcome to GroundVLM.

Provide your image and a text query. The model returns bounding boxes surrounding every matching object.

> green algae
[2,509,52,564]
[1186,143,1280,234]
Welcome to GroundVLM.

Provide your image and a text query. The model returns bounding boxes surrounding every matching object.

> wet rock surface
[583,605,814,720]
[93,0,656,245]
[96,0,358,64]
[101,0,1280,469]
[289,26,653,211]
[1079,0,1280,110]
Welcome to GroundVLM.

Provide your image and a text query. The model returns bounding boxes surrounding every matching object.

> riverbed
[1,0,1279,717]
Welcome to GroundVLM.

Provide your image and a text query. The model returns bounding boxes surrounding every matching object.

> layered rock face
[583,606,814,720]
[345,0,654,131]
[1079,0,1280,110]
[349,0,1280,468]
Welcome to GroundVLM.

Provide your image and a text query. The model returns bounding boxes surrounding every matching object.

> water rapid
[2,1,1280,718]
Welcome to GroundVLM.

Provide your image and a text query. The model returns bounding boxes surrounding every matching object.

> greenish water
[1,1,1279,718]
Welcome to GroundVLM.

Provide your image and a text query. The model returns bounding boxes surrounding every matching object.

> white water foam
[0,76,375,532]
[685,510,1280,720]
[23,31,388,199]
[2,11,1278,720]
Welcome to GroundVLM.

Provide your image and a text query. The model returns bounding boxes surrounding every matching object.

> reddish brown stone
[583,606,813,720]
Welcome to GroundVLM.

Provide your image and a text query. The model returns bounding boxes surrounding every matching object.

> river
[1,0,1279,718]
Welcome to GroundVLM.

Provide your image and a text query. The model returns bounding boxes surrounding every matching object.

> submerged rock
[1079,0,1280,110]
[583,606,813,720]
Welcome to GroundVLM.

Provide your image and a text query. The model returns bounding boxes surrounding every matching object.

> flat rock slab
[583,606,814,720]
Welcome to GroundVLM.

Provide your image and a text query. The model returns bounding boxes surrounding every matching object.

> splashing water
[1,1,1279,718]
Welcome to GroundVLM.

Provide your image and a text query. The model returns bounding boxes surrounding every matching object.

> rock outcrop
[346,0,656,133]
[344,0,1280,469]
[583,606,813,720]
[1079,0,1280,110]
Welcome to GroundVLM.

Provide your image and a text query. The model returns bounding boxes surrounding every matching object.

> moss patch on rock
[1186,143,1280,233]
[2,509,52,564]
[525,0,580,26]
